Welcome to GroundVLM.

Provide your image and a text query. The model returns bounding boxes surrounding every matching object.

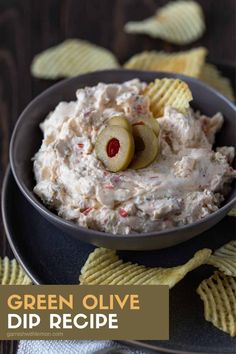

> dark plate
[2,167,236,354]
[10,69,236,250]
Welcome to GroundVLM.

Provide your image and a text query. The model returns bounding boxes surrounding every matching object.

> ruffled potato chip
[31,39,119,79]
[0,257,32,285]
[79,247,211,288]
[124,1,205,45]
[200,63,235,101]
[197,272,236,337]
[228,206,236,217]
[124,47,207,78]
[144,78,193,117]
[207,241,236,277]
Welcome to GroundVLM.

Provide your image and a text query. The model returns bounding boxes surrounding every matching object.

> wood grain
[0,0,235,352]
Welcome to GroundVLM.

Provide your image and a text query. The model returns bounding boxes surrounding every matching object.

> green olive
[108,116,132,132]
[95,125,135,172]
[130,125,160,170]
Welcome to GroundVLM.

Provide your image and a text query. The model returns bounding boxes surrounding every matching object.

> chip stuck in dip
[33,79,236,235]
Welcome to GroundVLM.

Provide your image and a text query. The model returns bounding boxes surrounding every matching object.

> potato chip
[207,241,236,277]
[124,47,207,78]
[124,1,205,45]
[200,63,235,101]
[197,272,236,337]
[144,78,193,117]
[79,248,211,288]
[228,206,236,217]
[31,39,119,79]
[0,257,32,285]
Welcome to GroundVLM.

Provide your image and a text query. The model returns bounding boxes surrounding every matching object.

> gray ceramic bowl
[10,70,236,250]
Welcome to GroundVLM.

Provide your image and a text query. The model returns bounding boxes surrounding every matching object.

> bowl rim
[9,69,236,240]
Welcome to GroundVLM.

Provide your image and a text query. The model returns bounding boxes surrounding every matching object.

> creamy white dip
[33,79,236,234]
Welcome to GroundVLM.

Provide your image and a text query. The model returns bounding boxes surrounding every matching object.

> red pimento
[104,183,114,189]
[81,207,93,215]
[119,208,128,217]
[106,138,120,158]
[132,121,145,126]
[136,104,143,114]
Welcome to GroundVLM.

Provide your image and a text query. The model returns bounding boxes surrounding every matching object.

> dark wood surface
[0,1,235,353]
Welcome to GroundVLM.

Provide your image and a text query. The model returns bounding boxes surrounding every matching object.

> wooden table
[0,0,235,353]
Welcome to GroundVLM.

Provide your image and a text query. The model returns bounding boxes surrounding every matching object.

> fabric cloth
[17,340,147,354]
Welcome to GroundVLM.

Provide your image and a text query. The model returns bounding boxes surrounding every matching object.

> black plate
[2,167,236,354]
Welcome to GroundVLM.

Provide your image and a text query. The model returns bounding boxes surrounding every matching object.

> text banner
[0,285,169,340]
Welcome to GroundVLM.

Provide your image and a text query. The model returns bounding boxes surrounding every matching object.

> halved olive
[132,116,160,136]
[108,116,132,132]
[95,125,135,172]
[130,125,160,170]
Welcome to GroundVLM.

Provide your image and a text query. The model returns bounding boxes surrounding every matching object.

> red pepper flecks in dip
[136,104,143,114]
[81,207,93,215]
[104,183,114,189]
[132,121,145,126]
[106,138,120,158]
[119,208,128,217]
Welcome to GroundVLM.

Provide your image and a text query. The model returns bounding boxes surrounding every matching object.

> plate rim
[1,165,41,285]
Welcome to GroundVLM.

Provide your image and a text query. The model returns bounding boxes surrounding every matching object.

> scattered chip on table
[31,39,119,79]
[228,206,236,217]
[197,271,236,337]
[79,247,211,287]
[124,47,207,78]
[207,241,236,277]
[0,257,32,285]
[124,0,205,45]
[200,63,235,101]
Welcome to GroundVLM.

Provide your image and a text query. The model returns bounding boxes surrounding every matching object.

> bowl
[10,70,236,250]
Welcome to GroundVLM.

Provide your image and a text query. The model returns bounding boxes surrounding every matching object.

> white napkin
[17,340,147,354]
